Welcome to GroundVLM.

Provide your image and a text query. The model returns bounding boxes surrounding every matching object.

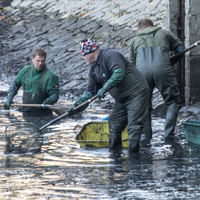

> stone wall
[185,0,200,105]
[0,0,168,100]
[5,0,198,105]
[166,0,185,104]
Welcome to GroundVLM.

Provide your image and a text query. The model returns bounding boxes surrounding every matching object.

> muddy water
[0,103,200,199]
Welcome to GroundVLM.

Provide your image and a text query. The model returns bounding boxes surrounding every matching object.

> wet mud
[1,93,200,199]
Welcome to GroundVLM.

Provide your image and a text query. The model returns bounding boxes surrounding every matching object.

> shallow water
[0,105,200,200]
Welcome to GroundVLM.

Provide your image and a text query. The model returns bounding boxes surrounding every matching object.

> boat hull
[76,121,129,147]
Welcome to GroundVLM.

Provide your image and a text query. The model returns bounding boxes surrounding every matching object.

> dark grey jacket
[86,48,149,103]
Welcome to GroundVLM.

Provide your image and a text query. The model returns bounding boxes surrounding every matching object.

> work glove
[68,91,93,116]
[41,93,59,109]
[4,99,12,110]
[170,55,183,66]
[40,104,48,110]
[97,68,126,100]
[68,105,77,116]
[4,80,20,110]
[170,43,185,65]
[97,83,112,100]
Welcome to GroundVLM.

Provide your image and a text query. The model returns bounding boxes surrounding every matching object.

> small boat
[75,121,129,147]
[182,121,200,144]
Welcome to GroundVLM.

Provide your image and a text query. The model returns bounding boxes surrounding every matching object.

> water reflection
[0,105,200,199]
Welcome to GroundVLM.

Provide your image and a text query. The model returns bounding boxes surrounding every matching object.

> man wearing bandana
[4,48,59,112]
[68,39,149,153]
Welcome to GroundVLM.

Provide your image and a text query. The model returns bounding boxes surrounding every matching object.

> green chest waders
[22,67,49,112]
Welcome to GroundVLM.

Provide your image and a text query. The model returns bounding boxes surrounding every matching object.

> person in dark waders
[129,18,185,142]
[68,39,149,153]
[4,48,59,113]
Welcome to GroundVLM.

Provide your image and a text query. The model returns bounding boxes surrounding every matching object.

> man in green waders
[129,18,185,142]
[4,48,59,112]
[68,39,149,153]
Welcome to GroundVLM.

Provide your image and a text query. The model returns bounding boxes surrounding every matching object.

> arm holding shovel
[68,68,126,117]
[68,91,94,116]
[169,31,185,65]
[170,39,200,65]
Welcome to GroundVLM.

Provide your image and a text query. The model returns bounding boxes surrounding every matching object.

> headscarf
[80,39,99,56]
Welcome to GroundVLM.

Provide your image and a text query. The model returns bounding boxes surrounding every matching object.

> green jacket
[129,27,185,66]
[15,65,59,95]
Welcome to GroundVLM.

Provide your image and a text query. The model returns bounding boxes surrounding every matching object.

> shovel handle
[39,95,98,131]
[0,104,43,107]
[73,95,98,111]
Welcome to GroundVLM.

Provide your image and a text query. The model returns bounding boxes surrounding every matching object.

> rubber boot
[142,111,152,141]
[164,103,180,141]
[109,132,122,150]
[128,135,140,153]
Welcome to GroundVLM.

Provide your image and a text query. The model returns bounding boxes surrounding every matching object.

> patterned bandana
[80,39,99,56]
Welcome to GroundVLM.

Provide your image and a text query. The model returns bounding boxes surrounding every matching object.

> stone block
[190,56,200,87]
[53,52,70,63]
[21,48,31,57]
[31,1,48,8]
[58,18,77,31]
[189,16,199,35]
[190,87,200,104]
[35,39,49,48]
[9,38,27,50]
[11,25,27,34]
[11,0,22,8]
[66,55,82,65]
[190,0,200,15]
[189,35,200,56]
[19,1,34,7]
[80,21,98,32]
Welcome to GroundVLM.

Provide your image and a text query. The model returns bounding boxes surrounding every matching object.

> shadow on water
[0,107,200,199]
